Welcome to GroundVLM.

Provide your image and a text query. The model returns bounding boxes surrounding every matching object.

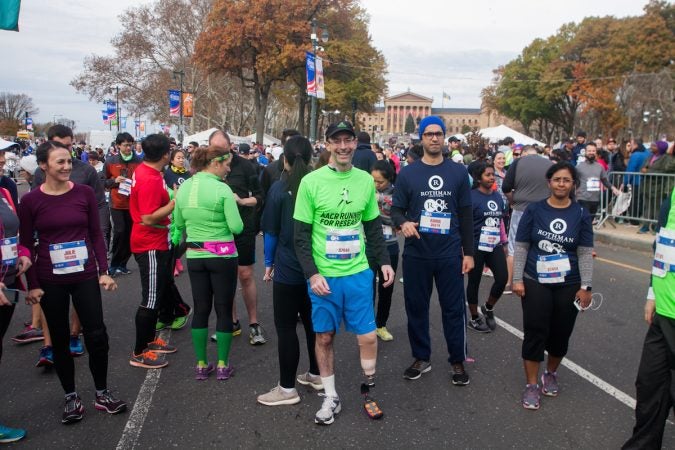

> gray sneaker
[541,371,559,397]
[249,324,267,345]
[296,372,323,390]
[257,385,300,406]
[480,304,497,331]
[468,316,491,333]
[314,394,341,425]
[403,359,431,380]
[522,384,540,410]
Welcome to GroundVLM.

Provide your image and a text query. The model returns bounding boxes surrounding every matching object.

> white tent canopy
[246,133,280,146]
[184,128,249,146]
[472,124,544,147]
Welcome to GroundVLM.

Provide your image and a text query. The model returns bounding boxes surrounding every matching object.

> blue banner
[306,51,316,97]
[168,90,180,117]
[0,0,21,31]
[121,117,127,129]
[26,117,33,130]
[106,101,117,120]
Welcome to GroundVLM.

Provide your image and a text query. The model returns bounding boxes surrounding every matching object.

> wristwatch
[580,285,592,292]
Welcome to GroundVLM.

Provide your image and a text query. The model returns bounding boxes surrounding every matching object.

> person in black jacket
[353,131,377,173]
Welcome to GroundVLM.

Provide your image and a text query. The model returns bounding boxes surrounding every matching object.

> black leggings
[375,250,399,328]
[187,257,238,332]
[273,281,318,389]
[40,277,109,393]
[521,278,579,362]
[0,285,19,363]
[466,245,508,306]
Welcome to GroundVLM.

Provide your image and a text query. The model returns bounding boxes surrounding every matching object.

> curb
[594,229,653,253]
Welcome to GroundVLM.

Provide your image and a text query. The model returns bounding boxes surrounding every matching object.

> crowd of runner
[0,120,672,448]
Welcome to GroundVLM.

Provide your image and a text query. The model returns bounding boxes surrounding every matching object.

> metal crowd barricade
[596,171,675,230]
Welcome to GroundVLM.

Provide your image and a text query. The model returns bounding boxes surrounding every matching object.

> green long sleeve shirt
[173,171,244,259]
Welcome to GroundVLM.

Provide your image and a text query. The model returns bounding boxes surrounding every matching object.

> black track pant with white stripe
[134,249,172,354]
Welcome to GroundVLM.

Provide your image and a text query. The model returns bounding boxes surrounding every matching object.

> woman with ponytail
[257,135,322,406]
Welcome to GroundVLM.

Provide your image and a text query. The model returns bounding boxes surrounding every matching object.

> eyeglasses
[513,152,521,157]
[328,137,355,145]
[422,132,444,139]
[211,154,231,163]
[550,177,573,184]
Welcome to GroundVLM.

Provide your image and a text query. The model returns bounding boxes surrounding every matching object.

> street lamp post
[173,70,185,144]
[309,18,328,143]
[115,86,120,133]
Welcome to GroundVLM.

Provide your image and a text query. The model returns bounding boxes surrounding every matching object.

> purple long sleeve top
[18,183,108,289]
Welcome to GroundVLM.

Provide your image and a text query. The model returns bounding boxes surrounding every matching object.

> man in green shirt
[294,121,394,425]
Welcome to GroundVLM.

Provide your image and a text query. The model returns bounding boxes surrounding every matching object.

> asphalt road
[0,238,672,449]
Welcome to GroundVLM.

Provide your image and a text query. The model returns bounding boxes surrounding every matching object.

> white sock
[321,375,337,397]
[279,385,296,394]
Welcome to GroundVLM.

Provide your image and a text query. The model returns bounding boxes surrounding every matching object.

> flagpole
[442,89,445,109]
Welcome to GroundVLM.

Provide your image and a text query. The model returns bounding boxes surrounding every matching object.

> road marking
[116,329,170,450]
[595,257,651,275]
[495,317,637,410]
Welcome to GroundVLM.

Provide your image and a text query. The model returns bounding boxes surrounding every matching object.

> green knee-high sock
[191,328,209,366]
[216,332,233,367]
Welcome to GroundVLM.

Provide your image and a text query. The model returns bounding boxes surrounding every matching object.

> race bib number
[49,241,88,275]
[382,224,393,240]
[419,211,451,235]
[325,228,360,260]
[1,236,18,266]
[653,228,675,278]
[536,253,571,284]
[478,226,500,252]
[586,177,600,192]
[118,178,132,196]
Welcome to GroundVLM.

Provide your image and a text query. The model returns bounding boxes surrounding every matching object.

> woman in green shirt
[173,145,243,381]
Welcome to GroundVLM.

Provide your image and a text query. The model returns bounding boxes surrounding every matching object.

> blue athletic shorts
[308,268,375,335]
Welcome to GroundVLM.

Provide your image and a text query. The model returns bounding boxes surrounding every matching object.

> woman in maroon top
[19,141,126,425]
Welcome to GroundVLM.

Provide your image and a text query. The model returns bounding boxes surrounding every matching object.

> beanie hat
[418,116,446,140]
[656,141,669,155]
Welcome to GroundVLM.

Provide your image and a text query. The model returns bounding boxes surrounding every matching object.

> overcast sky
[0,0,647,132]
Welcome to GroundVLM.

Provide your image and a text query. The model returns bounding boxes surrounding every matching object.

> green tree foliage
[404,113,415,133]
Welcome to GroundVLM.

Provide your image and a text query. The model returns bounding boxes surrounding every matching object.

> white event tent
[184,128,250,146]
[246,133,281,146]
[473,124,544,147]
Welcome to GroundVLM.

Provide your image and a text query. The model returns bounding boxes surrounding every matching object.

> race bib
[419,211,451,235]
[478,226,500,252]
[382,224,393,240]
[1,236,18,266]
[536,253,571,284]
[325,228,360,260]
[49,241,89,275]
[652,228,675,278]
[586,177,600,192]
[118,178,132,196]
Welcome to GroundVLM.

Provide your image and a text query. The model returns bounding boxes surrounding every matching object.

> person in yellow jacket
[623,186,675,449]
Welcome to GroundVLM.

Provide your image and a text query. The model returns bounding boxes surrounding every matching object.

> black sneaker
[403,359,431,380]
[468,316,491,333]
[94,390,127,414]
[480,304,496,331]
[451,363,470,386]
[117,267,132,275]
[62,394,84,424]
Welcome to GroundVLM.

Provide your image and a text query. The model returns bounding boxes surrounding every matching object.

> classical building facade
[357,90,517,140]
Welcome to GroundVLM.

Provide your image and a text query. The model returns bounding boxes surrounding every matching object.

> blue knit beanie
[419,116,446,139]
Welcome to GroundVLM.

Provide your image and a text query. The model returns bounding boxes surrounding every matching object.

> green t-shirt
[652,187,675,319]
[173,171,244,259]
[294,165,380,277]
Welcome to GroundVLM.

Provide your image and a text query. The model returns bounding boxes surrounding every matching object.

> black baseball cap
[325,121,356,140]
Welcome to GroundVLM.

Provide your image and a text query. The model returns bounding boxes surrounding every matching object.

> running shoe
[129,351,168,369]
[171,306,192,330]
[155,321,169,331]
[195,363,215,381]
[314,394,341,425]
[403,359,431,380]
[0,424,26,443]
[296,372,323,390]
[451,363,470,386]
[62,394,84,424]
[147,337,177,354]
[468,316,491,333]
[70,335,84,356]
[503,285,513,295]
[12,325,44,344]
[257,385,301,406]
[249,324,267,345]
[522,384,541,410]
[482,267,494,277]
[117,267,132,275]
[94,390,127,414]
[480,304,497,331]
[210,321,241,342]
[541,371,559,397]
[216,365,234,380]
[108,267,119,278]
[376,327,393,341]
[36,346,53,367]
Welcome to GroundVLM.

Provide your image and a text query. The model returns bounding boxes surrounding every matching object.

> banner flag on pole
[134,119,140,129]
[139,122,145,133]
[316,57,325,100]
[0,0,21,31]
[106,101,117,124]
[102,110,110,125]
[182,92,194,118]
[305,51,316,97]
[121,117,127,129]
[443,92,451,101]
[26,117,33,130]
[169,90,180,117]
